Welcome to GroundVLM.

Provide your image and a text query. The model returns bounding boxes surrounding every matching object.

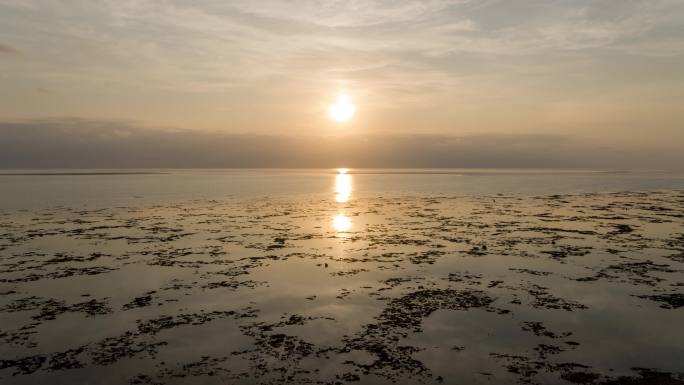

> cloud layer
[0,43,17,54]
[1,119,681,169]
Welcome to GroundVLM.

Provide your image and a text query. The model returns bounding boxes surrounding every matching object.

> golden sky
[1,1,683,167]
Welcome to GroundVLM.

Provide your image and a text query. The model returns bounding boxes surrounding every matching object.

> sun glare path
[335,171,352,203]
[332,168,353,232]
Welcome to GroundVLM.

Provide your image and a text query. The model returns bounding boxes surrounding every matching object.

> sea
[2,168,684,210]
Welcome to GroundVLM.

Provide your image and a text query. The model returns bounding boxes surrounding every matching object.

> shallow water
[2,168,684,210]
[0,170,683,384]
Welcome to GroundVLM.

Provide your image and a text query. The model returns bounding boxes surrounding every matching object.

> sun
[329,94,355,122]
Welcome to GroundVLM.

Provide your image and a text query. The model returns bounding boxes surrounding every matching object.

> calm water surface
[1,168,684,210]
[0,169,683,384]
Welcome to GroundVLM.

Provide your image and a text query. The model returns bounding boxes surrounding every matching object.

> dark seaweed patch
[635,293,684,309]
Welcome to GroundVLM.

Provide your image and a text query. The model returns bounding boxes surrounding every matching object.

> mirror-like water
[1,170,683,384]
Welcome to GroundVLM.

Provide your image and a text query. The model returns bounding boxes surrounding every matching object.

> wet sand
[1,190,683,384]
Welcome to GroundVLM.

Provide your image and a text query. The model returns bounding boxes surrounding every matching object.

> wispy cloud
[222,0,472,28]
[2,0,682,89]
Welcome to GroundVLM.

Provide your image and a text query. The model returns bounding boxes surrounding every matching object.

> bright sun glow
[329,94,355,122]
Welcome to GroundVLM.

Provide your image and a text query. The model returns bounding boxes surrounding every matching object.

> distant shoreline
[0,172,167,176]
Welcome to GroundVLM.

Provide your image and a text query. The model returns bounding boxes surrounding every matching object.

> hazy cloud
[0,43,17,54]
[1,119,681,170]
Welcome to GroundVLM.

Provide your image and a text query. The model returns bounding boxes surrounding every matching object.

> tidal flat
[1,190,683,384]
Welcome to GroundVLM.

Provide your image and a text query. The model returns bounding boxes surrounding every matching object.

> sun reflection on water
[332,214,352,232]
[335,170,352,203]
[332,168,353,233]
